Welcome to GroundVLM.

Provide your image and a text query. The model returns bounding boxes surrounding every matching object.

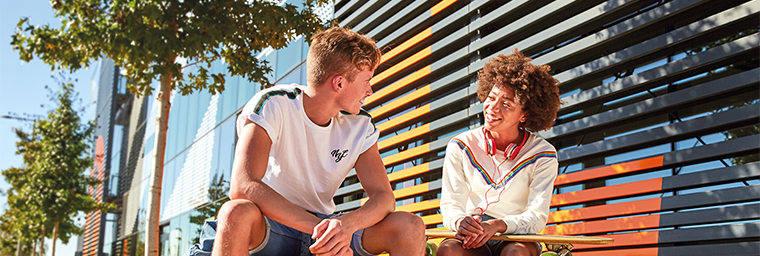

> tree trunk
[39,226,45,256]
[32,239,36,256]
[51,222,59,256]
[145,71,172,256]
[16,231,22,256]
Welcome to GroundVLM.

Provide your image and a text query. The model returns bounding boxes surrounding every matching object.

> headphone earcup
[487,138,495,156]
[505,143,516,160]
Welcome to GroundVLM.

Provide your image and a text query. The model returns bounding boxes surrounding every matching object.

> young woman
[438,49,561,256]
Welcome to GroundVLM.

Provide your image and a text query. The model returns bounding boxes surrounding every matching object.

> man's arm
[337,143,395,230]
[230,117,322,233]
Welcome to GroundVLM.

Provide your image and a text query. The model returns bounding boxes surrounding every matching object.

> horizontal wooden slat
[387,161,433,182]
[369,84,430,119]
[551,178,663,207]
[381,143,430,166]
[554,156,664,186]
[377,104,430,132]
[379,27,432,65]
[431,0,457,16]
[366,65,430,106]
[548,198,662,224]
[396,199,440,213]
[378,123,430,150]
[372,46,431,86]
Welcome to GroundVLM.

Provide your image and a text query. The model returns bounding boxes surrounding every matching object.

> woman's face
[483,85,526,134]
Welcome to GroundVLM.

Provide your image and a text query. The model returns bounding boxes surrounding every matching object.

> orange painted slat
[431,0,457,16]
[393,182,431,199]
[366,65,431,105]
[574,231,659,249]
[387,162,431,182]
[377,104,431,132]
[548,198,662,224]
[422,213,443,225]
[396,199,441,213]
[380,28,432,65]
[378,123,431,150]
[572,247,659,256]
[370,84,431,118]
[554,156,664,186]
[382,143,431,166]
[372,46,432,86]
[551,178,663,207]
[542,215,661,235]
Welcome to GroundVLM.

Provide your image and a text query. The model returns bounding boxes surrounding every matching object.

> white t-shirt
[441,127,558,234]
[238,84,379,214]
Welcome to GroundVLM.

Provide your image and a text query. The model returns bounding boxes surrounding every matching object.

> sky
[1,0,97,255]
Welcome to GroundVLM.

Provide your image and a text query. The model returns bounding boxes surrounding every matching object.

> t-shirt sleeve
[359,118,379,154]
[238,93,281,143]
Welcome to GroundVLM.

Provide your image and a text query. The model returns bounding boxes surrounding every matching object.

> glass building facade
[84,0,759,255]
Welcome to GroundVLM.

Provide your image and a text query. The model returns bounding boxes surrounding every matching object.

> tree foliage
[1,81,114,256]
[12,0,332,96]
[11,1,331,254]
[189,173,230,243]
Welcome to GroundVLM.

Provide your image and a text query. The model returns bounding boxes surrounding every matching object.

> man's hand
[309,218,355,256]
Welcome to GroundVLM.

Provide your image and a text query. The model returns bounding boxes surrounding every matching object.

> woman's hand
[464,219,503,249]
[456,216,486,249]
[456,216,507,249]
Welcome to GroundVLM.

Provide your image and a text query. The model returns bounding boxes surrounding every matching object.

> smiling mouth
[485,114,502,122]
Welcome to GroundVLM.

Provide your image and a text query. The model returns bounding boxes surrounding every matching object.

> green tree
[11,1,331,255]
[2,82,113,256]
[720,100,760,165]
[189,173,230,243]
[0,171,43,256]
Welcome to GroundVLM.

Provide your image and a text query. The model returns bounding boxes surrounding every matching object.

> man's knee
[386,211,425,232]
[217,199,262,223]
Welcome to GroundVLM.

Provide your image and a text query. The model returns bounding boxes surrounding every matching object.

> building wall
[97,0,759,255]
[84,58,120,256]
[334,0,759,255]
[103,2,327,255]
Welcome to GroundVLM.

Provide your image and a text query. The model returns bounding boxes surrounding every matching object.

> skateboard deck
[425,230,614,245]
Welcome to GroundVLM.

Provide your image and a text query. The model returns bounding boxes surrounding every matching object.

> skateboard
[424,230,614,256]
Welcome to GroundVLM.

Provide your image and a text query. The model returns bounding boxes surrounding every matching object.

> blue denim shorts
[186,212,377,256]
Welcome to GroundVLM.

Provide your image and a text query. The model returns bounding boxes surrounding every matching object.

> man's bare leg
[361,211,426,256]
[212,199,267,256]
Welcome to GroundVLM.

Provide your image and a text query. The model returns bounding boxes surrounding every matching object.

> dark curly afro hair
[476,49,561,132]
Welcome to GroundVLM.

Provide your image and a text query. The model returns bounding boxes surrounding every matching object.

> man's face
[338,68,374,114]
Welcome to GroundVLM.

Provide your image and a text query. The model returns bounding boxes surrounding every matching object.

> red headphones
[484,127,528,160]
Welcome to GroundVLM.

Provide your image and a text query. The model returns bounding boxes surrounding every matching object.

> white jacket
[441,127,558,234]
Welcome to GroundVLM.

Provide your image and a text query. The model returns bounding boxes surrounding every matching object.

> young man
[186,27,425,256]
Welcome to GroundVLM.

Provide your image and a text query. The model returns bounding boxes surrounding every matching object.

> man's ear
[331,74,344,92]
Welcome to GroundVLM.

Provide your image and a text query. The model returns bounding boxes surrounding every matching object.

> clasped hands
[309,218,355,256]
[455,215,501,249]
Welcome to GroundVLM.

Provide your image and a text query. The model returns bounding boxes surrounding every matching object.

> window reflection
[277,36,304,80]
